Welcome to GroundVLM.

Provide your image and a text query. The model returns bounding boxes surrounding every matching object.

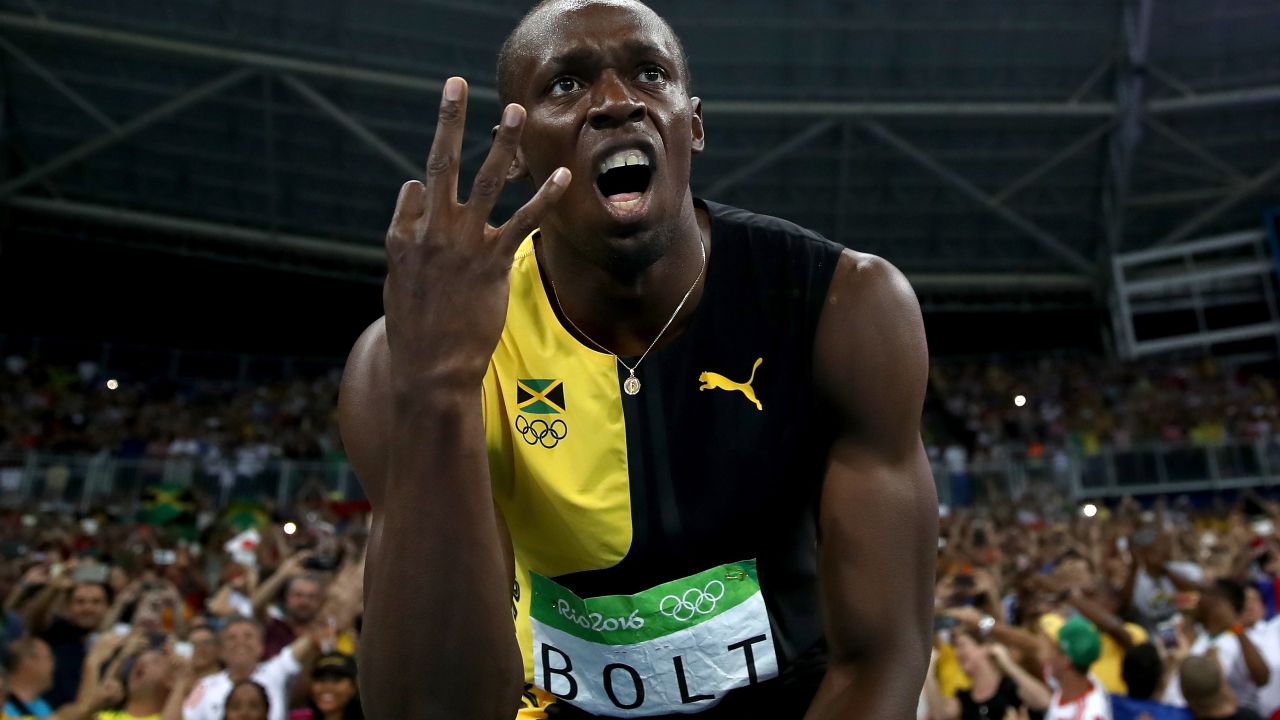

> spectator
[1242,587,1280,717]
[1110,643,1192,720]
[185,627,221,683]
[250,561,323,661]
[94,647,188,720]
[1044,616,1112,720]
[25,575,112,708]
[1181,655,1264,720]
[286,654,361,720]
[181,618,318,720]
[1164,580,1271,714]
[923,628,1049,720]
[5,637,56,718]
[221,681,269,720]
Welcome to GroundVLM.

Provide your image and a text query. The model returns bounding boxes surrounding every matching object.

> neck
[1058,672,1091,700]
[324,711,344,720]
[540,196,707,357]
[9,676,41,702]
[227,664,255,683]
[969,662,1000,690]
[126,692,165,716]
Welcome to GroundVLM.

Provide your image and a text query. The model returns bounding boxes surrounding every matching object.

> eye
[548,76,582,97]
[637,66,667,84]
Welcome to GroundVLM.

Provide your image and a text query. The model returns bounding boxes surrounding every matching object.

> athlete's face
[509,1,703,267]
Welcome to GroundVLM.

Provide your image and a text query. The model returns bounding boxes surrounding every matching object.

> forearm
[922,665,956,720]
[997,657,1051,711]
[804,649,930,720]
[359,392,520,720]
[162,680,193,720]
[1069,596,1133,649]
[250,569,292,618]
[23,584,63,632]
[1238,631,1271,686]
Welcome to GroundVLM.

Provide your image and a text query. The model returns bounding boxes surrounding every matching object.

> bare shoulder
[338,316,392,506]
[814,249,928,449]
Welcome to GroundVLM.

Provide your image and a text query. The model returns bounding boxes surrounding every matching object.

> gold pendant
[623,375,641,395]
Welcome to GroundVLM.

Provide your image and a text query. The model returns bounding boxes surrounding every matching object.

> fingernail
[551,168,570,186]
[503,105,522,127]
[445,77,462,101]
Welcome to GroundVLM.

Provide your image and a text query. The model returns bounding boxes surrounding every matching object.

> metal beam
[1148,84,1280,114]
[277,72,419,178]
[4,195,385,265]
[1155,157,1280,247]
[701,120,836,197]
[1147,63,1196,98]
[1143,115,1246,183]
[1126,186,1241,208]
[1100,0,1153,255]
[992,120,1115,203]
[855,118,1096,275]
[0,35,116,130]
[1067,54,1115,104]
[0,68,254,199]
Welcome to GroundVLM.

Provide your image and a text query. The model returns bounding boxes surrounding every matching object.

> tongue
[606,191,643,202]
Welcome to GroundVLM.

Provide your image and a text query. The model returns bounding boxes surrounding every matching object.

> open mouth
[595,149,653,210]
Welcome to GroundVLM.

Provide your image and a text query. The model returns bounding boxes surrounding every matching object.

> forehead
[516,2,680,74]
[73,584,106,600]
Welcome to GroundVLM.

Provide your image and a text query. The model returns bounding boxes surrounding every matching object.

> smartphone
[933,615,960,632]
[1156,617,1181,649]
[72,564,110,584]
[153,549,177,566]
[954,574,976,590]
[172,641,193,660]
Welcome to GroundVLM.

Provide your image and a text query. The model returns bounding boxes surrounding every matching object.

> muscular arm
[803,252,938,720]
[340,320,520,720]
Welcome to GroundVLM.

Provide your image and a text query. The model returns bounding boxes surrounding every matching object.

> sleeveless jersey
[482,199,844,719]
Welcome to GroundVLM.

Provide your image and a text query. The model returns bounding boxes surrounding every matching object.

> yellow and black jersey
[483,199,843,719]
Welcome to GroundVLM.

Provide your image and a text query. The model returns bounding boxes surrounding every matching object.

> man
[1180,656,1263,720]
[5,637,57,718]
[96,648,189,720]
[3,637,122,720]
[25,576,112,707]
[181,618,319,720]
[1044,617,1112,720]
[1164,580,1270,714]
[1110,643,1191,720]
[251,563,324,660]
[185,627,222,683]
[339,0,936,718]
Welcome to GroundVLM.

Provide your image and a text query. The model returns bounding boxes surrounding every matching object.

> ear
[689,97,705,154]
[492,124,531,183]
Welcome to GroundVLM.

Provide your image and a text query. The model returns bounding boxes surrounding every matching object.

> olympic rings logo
[515,416,568,448]
[658,580,725,622]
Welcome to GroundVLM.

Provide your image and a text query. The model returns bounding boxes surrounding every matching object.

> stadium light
[1082,503,1098,518]
[106,379,119,391]
[1014,394,1026,407]
[283,522,297,536]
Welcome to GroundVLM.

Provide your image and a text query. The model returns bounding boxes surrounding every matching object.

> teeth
[611,197,643,211]
[598,150,649,175]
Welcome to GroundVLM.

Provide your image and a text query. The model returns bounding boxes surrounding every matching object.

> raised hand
[383,76,571,393]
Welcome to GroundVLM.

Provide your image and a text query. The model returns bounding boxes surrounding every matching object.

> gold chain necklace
[548,232,707,396]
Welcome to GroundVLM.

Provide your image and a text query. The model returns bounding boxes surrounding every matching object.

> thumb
[498,167,571,254]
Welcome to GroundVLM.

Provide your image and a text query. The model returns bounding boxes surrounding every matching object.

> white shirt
[1131,562,1204,626]
[1162,631,1262,713]
[1045,678,1112,720]
[182,647,300,720]
[1249,617,1280,717]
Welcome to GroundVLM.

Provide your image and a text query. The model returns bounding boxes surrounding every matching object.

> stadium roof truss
[1,0,1279,311]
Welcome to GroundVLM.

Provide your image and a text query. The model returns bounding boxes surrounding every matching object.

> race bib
[530,559,778,717]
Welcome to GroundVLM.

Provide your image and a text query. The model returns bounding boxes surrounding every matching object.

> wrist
[1232,623,1246,636]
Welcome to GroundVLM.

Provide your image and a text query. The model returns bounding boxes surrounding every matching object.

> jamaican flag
[223,501,271,532]
[139,484,198,534]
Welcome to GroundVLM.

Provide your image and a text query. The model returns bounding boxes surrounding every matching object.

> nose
[589,70,646,130]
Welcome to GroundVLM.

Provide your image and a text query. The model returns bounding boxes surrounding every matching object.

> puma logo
[698,358,763,411]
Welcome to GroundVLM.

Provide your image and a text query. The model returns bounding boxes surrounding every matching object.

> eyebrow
[546,39,676,75]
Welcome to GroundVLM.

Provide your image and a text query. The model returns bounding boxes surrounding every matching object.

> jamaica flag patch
[516,379,565,415]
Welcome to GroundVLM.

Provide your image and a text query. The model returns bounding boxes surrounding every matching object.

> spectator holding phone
[924,627,1050,720]
[1164,580,1271,714]
[249,553,323,661]
[22,563,113,708]
[1241,586,1280,717]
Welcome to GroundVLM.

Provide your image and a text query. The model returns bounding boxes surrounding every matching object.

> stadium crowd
[3,351,1280,719]
[4,352,1279,473]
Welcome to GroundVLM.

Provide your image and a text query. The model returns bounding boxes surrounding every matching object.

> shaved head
[496,0,690,105]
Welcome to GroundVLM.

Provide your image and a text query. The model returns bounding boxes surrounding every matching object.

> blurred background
[0,1,1279,718]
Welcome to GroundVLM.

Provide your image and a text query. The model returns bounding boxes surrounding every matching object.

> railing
[933,438,1280,506]
[4,439,1279,513]
[0,452,362,512]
